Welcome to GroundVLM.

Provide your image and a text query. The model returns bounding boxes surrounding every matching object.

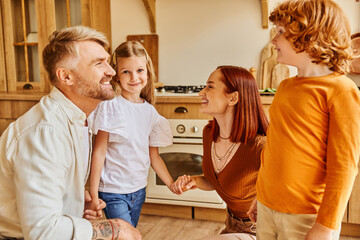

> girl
[173,66,269,240]
[88,41,179,227]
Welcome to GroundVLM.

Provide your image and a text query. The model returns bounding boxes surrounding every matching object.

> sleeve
[149,114,173,147]
[89,99,128,143]
[316,85,360,230]
[11,125,92,240]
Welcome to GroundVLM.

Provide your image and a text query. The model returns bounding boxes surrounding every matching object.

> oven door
[146,142,226,209]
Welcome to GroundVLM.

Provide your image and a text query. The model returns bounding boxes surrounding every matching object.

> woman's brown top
[202,124,266,219]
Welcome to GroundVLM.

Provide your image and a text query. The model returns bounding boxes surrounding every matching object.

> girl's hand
[169,182,181,195]
[172,174,197,195]
[83,191,106,220]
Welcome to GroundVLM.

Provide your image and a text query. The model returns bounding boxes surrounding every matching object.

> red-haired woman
[173,66,268,240]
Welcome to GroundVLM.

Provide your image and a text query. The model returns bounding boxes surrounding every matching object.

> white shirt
[83,126,90,174]
[89,95,172,194]
[0,88,93,240]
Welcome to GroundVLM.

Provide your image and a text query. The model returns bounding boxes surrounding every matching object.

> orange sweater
[257,73,360,230]
[202,125,266,219]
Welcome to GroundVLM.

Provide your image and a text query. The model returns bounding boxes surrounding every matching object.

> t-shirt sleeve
[89,99,128,143]
[149,114,173,147]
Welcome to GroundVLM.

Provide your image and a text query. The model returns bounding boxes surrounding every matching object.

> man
[0,26,142,240]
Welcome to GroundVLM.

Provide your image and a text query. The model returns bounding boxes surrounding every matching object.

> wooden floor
[137,214,360,240]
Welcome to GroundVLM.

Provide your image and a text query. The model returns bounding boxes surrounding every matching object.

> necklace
[211,141,237,174]
[219,135,230,140]
[213,141,236,161]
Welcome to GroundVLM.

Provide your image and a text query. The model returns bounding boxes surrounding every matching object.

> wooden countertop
[0,92,46,101]
[155,95,274,104]
[0,92,274,104]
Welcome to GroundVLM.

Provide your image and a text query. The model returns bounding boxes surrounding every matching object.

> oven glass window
[156,153,203,185]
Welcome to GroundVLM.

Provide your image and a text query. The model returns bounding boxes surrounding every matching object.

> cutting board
[260,28,277,89]
[127,34,159,81]
[262,46,278,89]
[271,63,289,88]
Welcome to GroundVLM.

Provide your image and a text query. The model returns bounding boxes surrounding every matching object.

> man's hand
[305,221,334,240]
[247,197,257,222]
[84,190,106,220]
[91,219,142,240]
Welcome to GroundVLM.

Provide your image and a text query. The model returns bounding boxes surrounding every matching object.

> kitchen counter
[155,95,274,104]
[0,92,46,101]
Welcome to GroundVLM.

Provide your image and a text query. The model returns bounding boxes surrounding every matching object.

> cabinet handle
[23,83,33,90]
[175,107,188,113]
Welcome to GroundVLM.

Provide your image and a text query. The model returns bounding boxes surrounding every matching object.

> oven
[146,118,226,209]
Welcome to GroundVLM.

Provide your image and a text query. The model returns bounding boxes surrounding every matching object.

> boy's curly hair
[269,0,353,74]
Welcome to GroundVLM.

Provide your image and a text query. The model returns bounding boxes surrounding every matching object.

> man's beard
[73,71,115,101]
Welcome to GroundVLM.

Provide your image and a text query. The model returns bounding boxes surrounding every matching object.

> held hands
[83,190,106,220]
[305,222,334,240]
[172,174,197,195]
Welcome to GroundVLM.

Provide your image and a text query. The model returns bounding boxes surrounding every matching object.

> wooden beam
[0,2,8,92]
[261,0,269,29]
[81,0,112,52]
[35,0,56,92]
[2,0,17,92]
[141,0,156,33]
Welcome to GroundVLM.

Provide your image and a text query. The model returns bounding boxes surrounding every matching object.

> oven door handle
[174,106,188,113]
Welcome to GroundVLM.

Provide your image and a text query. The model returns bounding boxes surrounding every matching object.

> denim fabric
[99,187,146,227]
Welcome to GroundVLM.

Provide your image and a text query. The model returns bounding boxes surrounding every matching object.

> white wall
[111,0,360,86]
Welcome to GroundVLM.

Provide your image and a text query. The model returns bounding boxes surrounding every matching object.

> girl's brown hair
[269,0,353,74]
[210,66,269,143]
[111,41,155,104]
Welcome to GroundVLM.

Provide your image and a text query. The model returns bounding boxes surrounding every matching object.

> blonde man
[0,26,141,240]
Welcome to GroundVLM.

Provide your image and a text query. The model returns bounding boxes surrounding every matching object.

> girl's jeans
[99,187,146,227]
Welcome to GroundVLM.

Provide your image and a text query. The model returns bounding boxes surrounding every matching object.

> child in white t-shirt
[88,41,179,227]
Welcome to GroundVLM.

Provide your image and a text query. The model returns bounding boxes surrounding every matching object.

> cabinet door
[155,103,212,120]
[2,0,55,93]
[1,0,111,94]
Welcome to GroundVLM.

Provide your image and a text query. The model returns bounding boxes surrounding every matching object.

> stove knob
[176,124,186,134]
[192,126,199,133]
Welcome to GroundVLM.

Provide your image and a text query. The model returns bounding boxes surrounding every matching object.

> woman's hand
[305,222,334,240]
[172,174,197,195]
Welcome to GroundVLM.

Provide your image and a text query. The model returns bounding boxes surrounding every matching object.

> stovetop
[155,85,206,96]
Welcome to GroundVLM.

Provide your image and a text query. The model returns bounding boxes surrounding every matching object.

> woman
[173,66,268,240]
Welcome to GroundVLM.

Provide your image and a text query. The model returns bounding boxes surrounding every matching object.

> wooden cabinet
[154,95,273,120]
[342,173,360,237]
[0,92,44,134]
[154,96,211,120]
[0,0,111,134]
[0,0,111,94]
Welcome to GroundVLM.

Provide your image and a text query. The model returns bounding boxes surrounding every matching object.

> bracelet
[108,220,114,240]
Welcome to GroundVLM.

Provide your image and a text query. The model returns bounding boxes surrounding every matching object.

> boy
[253,0,360,239]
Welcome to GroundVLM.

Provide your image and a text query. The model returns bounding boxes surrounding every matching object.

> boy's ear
[229,91,239,106]
[56,68,74,86]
